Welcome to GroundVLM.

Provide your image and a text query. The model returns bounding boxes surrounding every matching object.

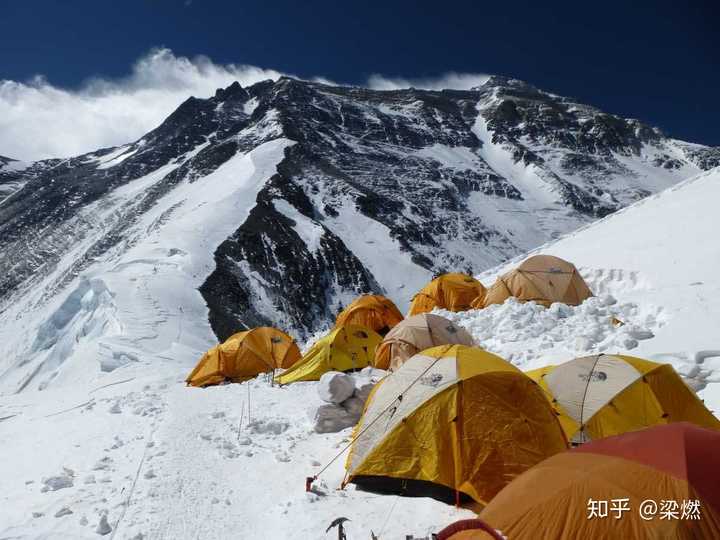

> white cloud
[0,48,491,162]
[366,72,491,91]
[0,48,285,161]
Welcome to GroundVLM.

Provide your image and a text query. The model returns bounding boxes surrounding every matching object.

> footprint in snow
[55,507,73,518]
[93,457,113,471]
[40,470,75,492]
[108,402,122,414]
[96,513,112,535]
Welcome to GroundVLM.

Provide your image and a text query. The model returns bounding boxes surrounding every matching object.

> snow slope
[451,166,720,414]
[3,169,716,539]
[1,76,719,538]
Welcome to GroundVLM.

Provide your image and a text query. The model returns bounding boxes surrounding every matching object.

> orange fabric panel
[481,451,720,540]
[574,423,720,514]
[408,273,486,316]
[186,327,301,387]
[479,278,512,308]
[335,294,403,333]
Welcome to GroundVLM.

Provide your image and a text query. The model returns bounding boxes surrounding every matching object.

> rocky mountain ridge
[0,76,717,363]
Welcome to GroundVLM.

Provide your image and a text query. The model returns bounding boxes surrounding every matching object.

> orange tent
[481,423,720,539]
[408,273,486,316]
[186,327,301,387]
[335,294,403,335]
[477,255,592,309]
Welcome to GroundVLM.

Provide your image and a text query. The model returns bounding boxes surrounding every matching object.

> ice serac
[0,77,718,392]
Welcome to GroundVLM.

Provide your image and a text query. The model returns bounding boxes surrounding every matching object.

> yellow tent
[186,327,301,387]
[344,345,568,506]
[476,255,592,309]
[335,294,403,335]
[408,273,486,316]
[276,325,382,384]
[527,354,720,443]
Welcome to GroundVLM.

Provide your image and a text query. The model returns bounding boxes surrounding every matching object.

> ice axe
[326,517,350,540]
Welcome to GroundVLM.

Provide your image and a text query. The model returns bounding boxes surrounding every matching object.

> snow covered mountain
[1,162,717,539]
[1,76,719,397]
[0,155,52,203]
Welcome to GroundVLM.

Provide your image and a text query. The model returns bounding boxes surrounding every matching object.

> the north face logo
[420,373,443,387]
[579,371,607,382]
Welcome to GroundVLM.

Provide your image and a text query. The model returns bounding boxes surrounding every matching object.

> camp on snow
[335,294,403,336]
[276,324,382,384]
[344,345,568,506]
[408,273,486,316]
[480,423,720,540]
[528,353,720,443]
[374,313,475,371]
[475,254,593,309]
[186,327,301,387]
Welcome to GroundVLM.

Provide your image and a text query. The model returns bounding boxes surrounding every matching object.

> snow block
[313,404,358,433]
[317,371,355,404]
[353,380,375,404]
[341,396,365,417]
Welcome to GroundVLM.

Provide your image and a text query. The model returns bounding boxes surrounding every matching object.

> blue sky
[1,0,718,159]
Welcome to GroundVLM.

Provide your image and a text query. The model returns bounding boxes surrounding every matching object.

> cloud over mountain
[1,48,493,161]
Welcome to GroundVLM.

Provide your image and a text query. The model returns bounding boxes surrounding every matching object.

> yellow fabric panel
[347,354,567,505]
[585,376,666,439]
[344,377,388,475]
[449,346,522,380]
[615,354,663,375]
[349,386,460,490]
[276,325,382,384]
[457,374,569,505]
[481,452,720,540]
[645,364,720,430]
[532,355,720,440]
[525,365,555,381]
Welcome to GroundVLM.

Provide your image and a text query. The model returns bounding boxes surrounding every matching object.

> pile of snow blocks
[313,368,385,433]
